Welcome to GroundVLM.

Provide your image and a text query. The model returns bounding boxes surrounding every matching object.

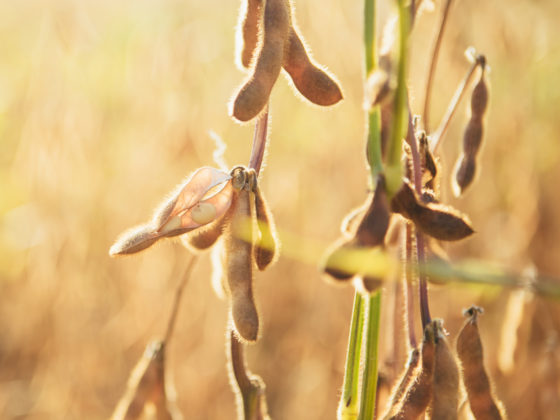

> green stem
[385,0,410,197]
[338,293,366,420]
[357,292,382,420]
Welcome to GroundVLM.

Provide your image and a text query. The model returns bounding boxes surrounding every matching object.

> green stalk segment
[338,293,366,420]
[357,292,382,420]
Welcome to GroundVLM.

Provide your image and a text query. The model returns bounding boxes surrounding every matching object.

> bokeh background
[1,0,559,418]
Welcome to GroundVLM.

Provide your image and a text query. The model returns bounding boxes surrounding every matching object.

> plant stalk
[338,293,366,420]
[248,105,270,176]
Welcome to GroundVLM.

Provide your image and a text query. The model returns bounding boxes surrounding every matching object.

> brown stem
[422,0,453,133]
[405,223,418,349]
[248,105,270,176]
[430,55,485,152]
[405,109,432,329]
[164,256,198,343]
[229,329,252,392]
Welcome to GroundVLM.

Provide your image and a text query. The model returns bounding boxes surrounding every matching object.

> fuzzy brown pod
[382,348,421,420]
[253,183,279,270]
[428,320,459,420]
[452,155,476,197]
[225,169,260,342]
[355,176,391,247]
[456,307,505,420]
[391,181,474,241]
[321,238,357,282]
[111,341,180,420]
[283,28,343,106]
[238,0,263,68]
[109,167,234,256]
[388,322,436,420]
[232,0,290,122]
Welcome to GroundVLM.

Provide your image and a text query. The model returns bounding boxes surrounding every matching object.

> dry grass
[1,0,559,418]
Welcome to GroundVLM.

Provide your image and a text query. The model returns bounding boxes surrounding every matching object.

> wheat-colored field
[1,0,559,419]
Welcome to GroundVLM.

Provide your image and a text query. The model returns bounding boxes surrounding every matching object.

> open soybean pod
[237,0,263,68]
[231,0,290,122]
[282,27,343,106]
[111,341,179,420]
[388,322,436,420]
[428,320,459,420]
[253,183,279,271]
[456,307,505,420]
[225,170,260,342]
[109,167,234,256]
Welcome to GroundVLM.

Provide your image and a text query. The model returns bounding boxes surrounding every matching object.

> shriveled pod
[110,167,235,256]
[388,322,436,420]
[111,341,180,420]
[225,168,260,342]
[456,307,505,420]
[452,67,489,196]
[253,182,279,270]
[283,28,343,106]
[231,0,290,122]
[428,320,459,420]
[381,348,420,420]
[391,181,474,241]
[237,0,263,68]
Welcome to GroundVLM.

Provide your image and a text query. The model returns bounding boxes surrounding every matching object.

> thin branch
[405,223,418,349]
[248,105,270,176]
[164,256,198,343]
[422,0,453,132]
[430,55,485,152]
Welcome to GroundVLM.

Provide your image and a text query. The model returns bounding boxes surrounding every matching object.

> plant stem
[164,256,197,343]
[357,293,382,420]
[422,0,453,133]
[430,56,484,152]
[404,223,418,349]
[248,105,270,176]
[338,293,366,420]
[385,0,410,197]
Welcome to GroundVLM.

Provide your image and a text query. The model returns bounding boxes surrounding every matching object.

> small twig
[405,223,418,349]
[164,256,198,343]
[423,0,453,133]
[248,105,270,176]
[430,55,484,152]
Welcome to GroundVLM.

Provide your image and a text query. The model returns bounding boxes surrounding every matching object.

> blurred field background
[1,0,560,418]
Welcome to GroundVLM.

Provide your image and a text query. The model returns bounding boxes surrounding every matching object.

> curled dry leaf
[109,167,234,256]
[456,306,505,420]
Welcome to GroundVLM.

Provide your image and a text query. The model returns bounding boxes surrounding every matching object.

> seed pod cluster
[391,180,474,241]
[456,306,505,420]
[111,341,181,420]
[321,175,390,292]
[386,322,436,420]
[452,63,489,196]
[233,0,343,122]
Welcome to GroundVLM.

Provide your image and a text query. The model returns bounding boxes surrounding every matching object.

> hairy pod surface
[238,0,263,68]
[382,348,421,420]
[462,118,484,157]
[225,185,259,342]
[253,184,278,270]
[232,0,290,122]
[391,181,474,241]
[389,323,436,420]
[283,28,343,106]
[355,176,391,247]
[470,74,489,120]
[452,155,477,197]
[429,321,459,420]
[182,217,227,252]
[457,307,504,420]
